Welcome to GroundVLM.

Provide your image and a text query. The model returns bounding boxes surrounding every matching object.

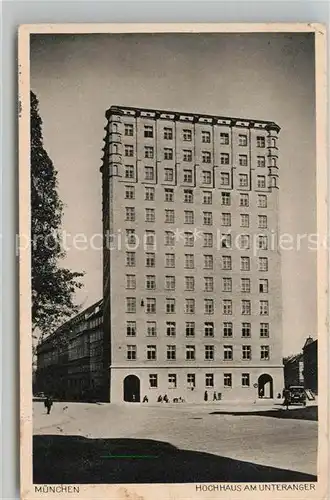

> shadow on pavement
[33,435,316,484]
[210,406,317,421]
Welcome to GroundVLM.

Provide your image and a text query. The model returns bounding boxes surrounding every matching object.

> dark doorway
[258,374,274,399]
[123,375,140,402]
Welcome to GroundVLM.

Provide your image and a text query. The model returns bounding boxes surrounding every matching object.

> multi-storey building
[101,105,283,403]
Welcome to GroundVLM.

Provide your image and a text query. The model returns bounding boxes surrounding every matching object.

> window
[221,234,231,248]
[203,233,213,248]
[165,209,175,223]
[260,300,269,316]
[240,193,249,207]
[239,174,249,187]
[221,192,231,206]
[167,346,176,361]
[145,231,155,247]
[125,207,135,221]
[145,187,155,201]
[166,322,176,337]
[125,145,134,157]
[126,297,136,313]
[187,373,196,387]
[257,175,266,188]
[184,189,194,203]
[185,276,195,291]
[202,191,212,205]
[146,298,156,314]
[145,146,154,159]
[221,173,230,186]
[183,169,193,183]
[168,373,177,388]
[224,373,232,387]
[186,346,196,360]
[126,274,136,289]
[185,254,194,269]
[124,124,134,136]
[149,374,158,388]
[224,345,233,360]
[204,299,214,315]
[240,214,249,227]
[257,136,266,148]
[258,215,268,229]
[222,256,232,270]
[258,194,267,208]
[239,235,250,250]
[125,165,135,179]
[223,300,232,315]
[184,211,194,225]
[183,149,192,162]
[145,208,155,222]
[203,212,213,225]
[258,235,268,250]
[186,322,195,337]
[126,229,136,245]
[165,275,176,291]
[165,253,175,268]
[166,298,176,313]
[163,188,173,202]
[203,254,213,270]
[220,152,230,165]
[147,322,157,337]
[239,134,248,146]
[164,168,174,182]
[242,373,250,387]
[241,257,250,271]
[202,151,211,163]
[126,252,136,267]
[202,130,211,143]
[183,129,192,141]
[260,323,269,338]
[145,275,156,290]
[126,321,136,336]
[205,374,214,388]
[144,166,154,181]
[257,156,266,168]
[147,345,157,360]
[205,345,214,360]
[185,299,195,314]
[242,300,251,315]
[202,171,212,184]
[242,345,251,360]
[127,345,136,360]
[223,322,233,337]
[239,155,248,166]
[222,277,232,292]
[242,322,251,338]
[146,253,155,267]
[261,345,270,360]
[220,132,229,145]
[221,213,231,226]
[184,232,194,247]
[165,231,175,246]
[164,148,173,160]
[204,322,214,337]
[259,257,268,272]
[164,127,173,140]
[259,279,268,293]
[204,276,214,292]
[241,278,251,293]
[143,125,153,138]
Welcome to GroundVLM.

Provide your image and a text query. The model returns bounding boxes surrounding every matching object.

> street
[33,401,318,484]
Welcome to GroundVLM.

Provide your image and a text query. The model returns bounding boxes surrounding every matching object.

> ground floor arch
[258,373,274,399]
[123,375,140,402]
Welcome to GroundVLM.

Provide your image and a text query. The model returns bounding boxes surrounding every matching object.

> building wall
[102,106,283,403]
[303,339,318,394]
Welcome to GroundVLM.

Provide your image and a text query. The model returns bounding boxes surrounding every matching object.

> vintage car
[287,386,307,406]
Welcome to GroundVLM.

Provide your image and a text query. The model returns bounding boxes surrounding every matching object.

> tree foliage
[31,91,84,336]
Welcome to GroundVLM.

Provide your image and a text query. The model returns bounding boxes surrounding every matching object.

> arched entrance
[258,374,274,399]
[123,375,140,402]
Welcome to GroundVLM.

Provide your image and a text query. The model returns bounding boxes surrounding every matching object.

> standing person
[283,388,290,410]
[44,395,53,415]
[204,390,208,402]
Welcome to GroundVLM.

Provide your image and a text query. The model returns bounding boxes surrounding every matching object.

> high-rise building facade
[101,105,283,403]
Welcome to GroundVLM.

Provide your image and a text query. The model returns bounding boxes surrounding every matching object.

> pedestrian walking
[44,395,53,415]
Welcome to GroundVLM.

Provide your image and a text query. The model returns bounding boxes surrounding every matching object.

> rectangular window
[145,186,155,201]
[221,213,231,226]
[165,253,175,268]
[164,148,173,160]
[257,136,266,148]
[164,168,174,182]
[144,125,153,138]
[204,276,214,292]
[240,193,249,207]
[221,234,231,248]
[239,154,248,166]
[259,279,269,293]
[149,374,158,388]
[145,208,155,222]
[184,211,194,225]
[125,165,135,179]
[260,323,269,338]
[257,175,266,188]
[187,373,196,387]
[168,373,177,388]
[258,194,267,208]
[125,186,135,199]
[222,256,232,270]
[185,298,195,314]
[124,124,134,136]
[242,300,251,315]
[204,322,214,337]
[204,299,214,315]
[220,153,230,165]
[203,233,213,248]
[205,345,214,360]
[144,166,154,181]
[185,276,195,291]
[126,297,136,313]
[184,232,194,247]
[166,321,176,337]
[257,156,266,167]
[239,174,249,187]
[242,373,250,387]
[223,300,232,315]
[261,345,270,360]
[185,254,194,269]
[241,256,250,271]
[185,322,195,337]
[203,191,212,204]
[145,275,156,290]
[239,134,248,146]
[224,346,233,361]
[165,209,175,223]
[125,145,134,157]
[166,346,176,361]
[183,129,192,141]
[125,207,135,221]
[205,373,214,388]
[258,215,268,229]
[259,257,268,272]
[258,235,268,250]
[186,346,196,360]
[203,212,213,225]
[202,171,212,184]
[127,345,136,360]
[223,322,233,337]
[184,189,194,203]
[126,321,136,337]
[126,274,136,289]
[126,252,136,267]
[224,373,232,387]
[147,321,157,337]
[204,254,213,270]
[240,214,249,227]
[164,231,175,246]
[183,169,193,183]
[222,277,232,292]
[166,298,176,314]
[221,172,230,186]
[183,149,192,162]
[260,300,269,316]
[202,151,211,163]
[145,231,155,247]
[164,188,174,202]
[146,253,155,267]
[164,127,173,140]
[220,132,229,145]
[239,234,250,249]
[146,298,156,314]
[145,146,154,159]
[242,322,251,338]
[202,130,211,143]
[241,278,251,293]
[221,192,231,206]
[147,345,157,360]
[165,275,176,291]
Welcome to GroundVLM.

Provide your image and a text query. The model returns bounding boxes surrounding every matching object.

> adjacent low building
[303,336,318,395]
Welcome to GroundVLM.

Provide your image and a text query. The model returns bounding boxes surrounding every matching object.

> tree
[31,91,84,337]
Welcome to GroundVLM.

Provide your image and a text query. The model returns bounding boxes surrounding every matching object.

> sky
[30,32,317,356]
